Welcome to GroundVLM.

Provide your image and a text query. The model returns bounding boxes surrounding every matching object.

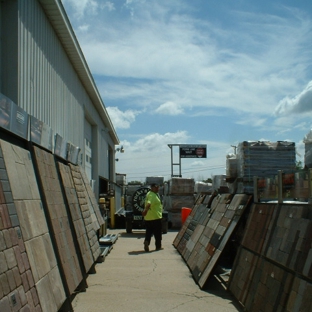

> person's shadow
[128,249,160,255]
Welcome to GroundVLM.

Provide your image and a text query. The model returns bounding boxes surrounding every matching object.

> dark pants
[144,219,162,249]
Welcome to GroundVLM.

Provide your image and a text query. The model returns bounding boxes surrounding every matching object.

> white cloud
[155,101,184,115]
[62,0,98,18]
[78,24,89,32]
[62,1,312,179]
[106,107,139,129]
[131,131,189,152]
[275,80,312,115]
[73,3,312,118]
[101,2,115,12]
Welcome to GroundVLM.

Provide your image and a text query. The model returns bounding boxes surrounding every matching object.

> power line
[122,163,224,175]
[126,165,225,180]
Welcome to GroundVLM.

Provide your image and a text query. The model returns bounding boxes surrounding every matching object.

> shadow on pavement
[202,274,244,312]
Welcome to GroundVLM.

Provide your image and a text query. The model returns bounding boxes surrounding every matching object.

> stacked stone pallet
[235,141,296,194]
[163,178,195,229]
[228,203,312,311]
[0,140,104,312]
[116,174,127,196]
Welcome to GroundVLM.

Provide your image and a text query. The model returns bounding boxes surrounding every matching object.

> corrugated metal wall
[19,0,84,145]
[16,0,113,188]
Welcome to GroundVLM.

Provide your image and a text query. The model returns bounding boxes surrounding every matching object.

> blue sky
[61,0,312,182]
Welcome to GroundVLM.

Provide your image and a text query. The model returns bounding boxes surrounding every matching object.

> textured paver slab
[32,146,83,294]
[69,164,101,263]
[0,140,66,312]
[58,162,94,273]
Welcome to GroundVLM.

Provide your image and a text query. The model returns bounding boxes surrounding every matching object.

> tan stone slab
[15,200,48,241]
[58,162,95,272]
[79,168,104,226]
[36,266,66,312]
[25,235,53,283]
[0,140,40,200]
[32,146,83,294]
[0,141,66,311]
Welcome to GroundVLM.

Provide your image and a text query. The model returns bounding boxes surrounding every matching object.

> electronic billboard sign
[179,144,207,158]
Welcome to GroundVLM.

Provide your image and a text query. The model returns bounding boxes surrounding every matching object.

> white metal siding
[19,0,82,145]
[18,0,108,151]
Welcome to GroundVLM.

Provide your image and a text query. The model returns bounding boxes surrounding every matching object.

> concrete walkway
[72,229,243,312]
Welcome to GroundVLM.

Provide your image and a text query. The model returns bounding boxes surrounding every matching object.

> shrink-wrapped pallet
[236,141,296,180]
[194,181,212,194]
[226,154,238,178]
[116,173,126,185]
[162,195,195,213]
[212,175,228,191]
[168,177,194,195]
[146,176,164,186]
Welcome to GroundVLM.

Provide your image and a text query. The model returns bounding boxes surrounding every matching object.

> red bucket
[181,207,192,224]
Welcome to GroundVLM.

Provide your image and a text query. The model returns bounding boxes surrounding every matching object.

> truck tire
[162,220,168,234]
[126,220,132,233]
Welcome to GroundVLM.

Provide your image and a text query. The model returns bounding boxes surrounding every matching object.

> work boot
[144,241,149,252]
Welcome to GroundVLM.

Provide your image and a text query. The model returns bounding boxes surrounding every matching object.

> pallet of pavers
[173,192,252,289]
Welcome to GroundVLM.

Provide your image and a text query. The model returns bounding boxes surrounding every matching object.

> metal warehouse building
[0,0,119,199]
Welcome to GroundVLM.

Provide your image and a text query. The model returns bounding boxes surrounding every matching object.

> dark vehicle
[125,186,168,234]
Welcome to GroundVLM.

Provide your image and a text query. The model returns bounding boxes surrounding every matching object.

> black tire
[162,220,168,234]
[126,220,132,233]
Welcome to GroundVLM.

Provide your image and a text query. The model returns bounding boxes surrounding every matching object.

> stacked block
[164,178,195,228]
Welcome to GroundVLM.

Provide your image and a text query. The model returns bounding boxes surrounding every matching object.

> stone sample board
[240,203,277,254]
[0,154,42,311]
[173,193,252,289]
[173,194,211,253]
[32,146,83,295]
[0,140,65,312]
[197,194,251,288]
[265,204,312,277]
[57,162,94,273]
[69,164,101,262]
[229,202,312,311]
[79,168,104,227]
